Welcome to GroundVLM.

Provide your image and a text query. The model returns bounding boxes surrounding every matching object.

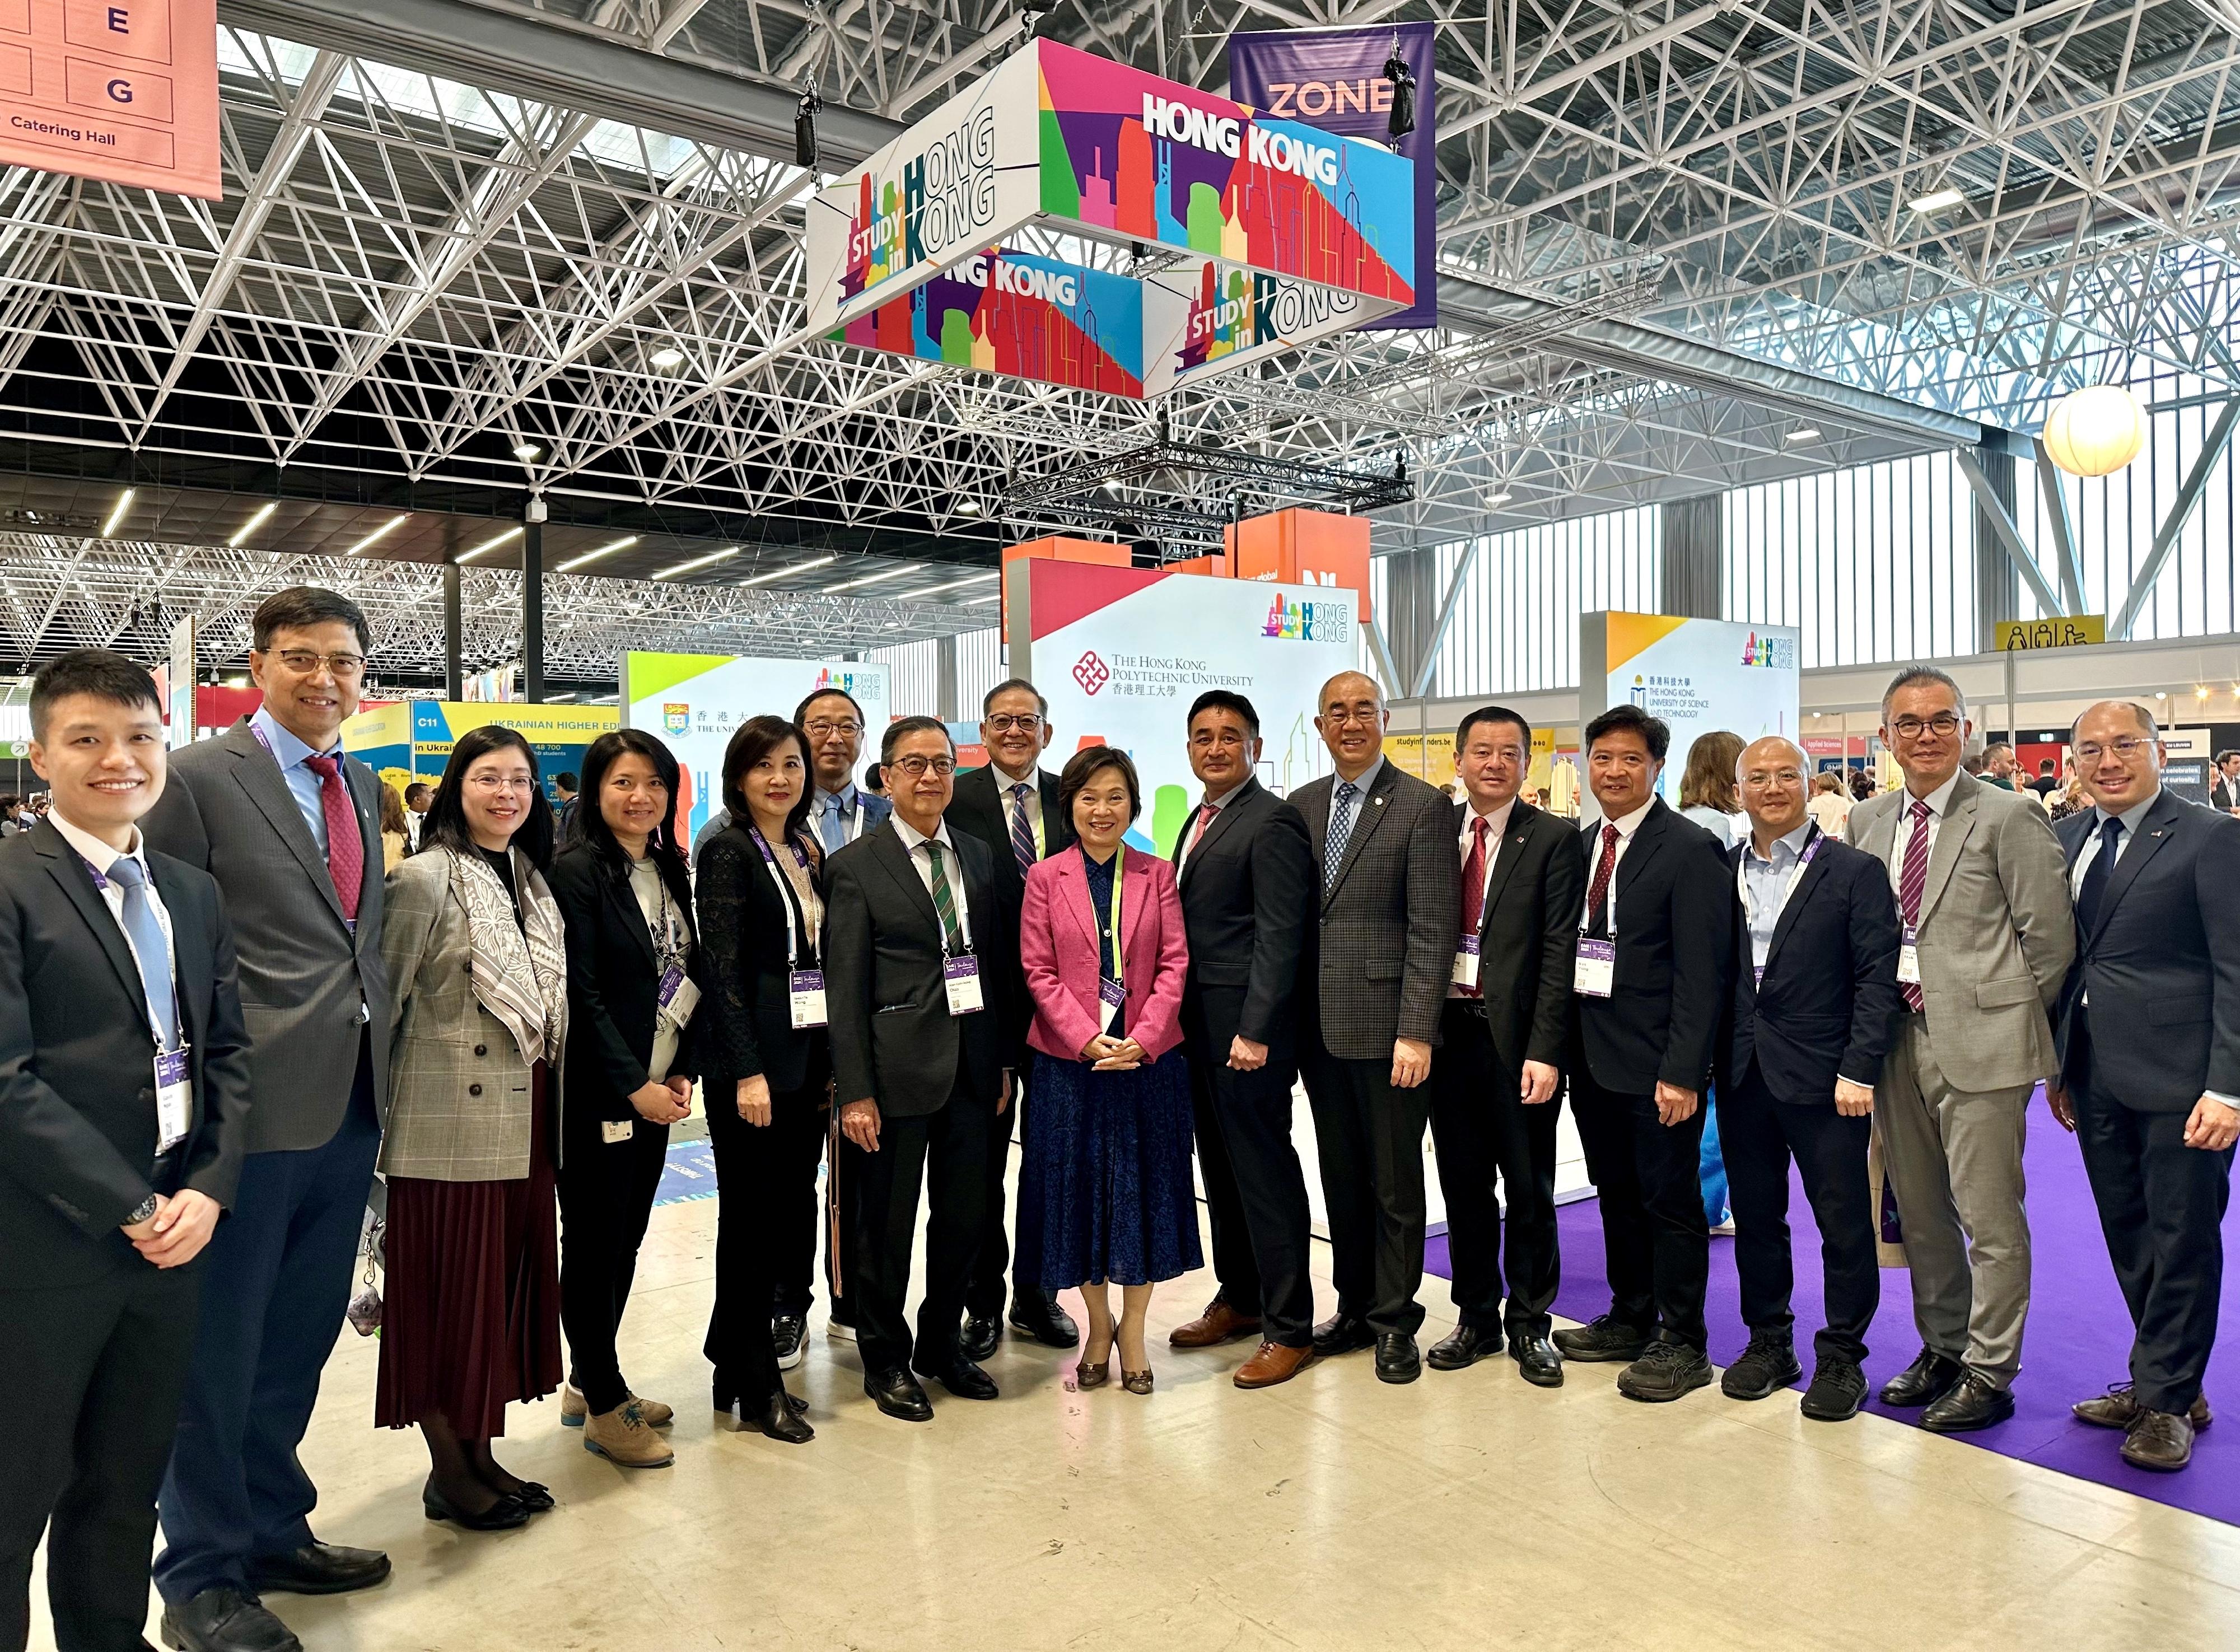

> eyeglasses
[1322,707,1382,727]
[1743,769,1806,787]
[2074,737,2153,763]
[465,774,535,792]
[1891,713,1961,739]
[270,649,366,679]
[984,713,1044,733]
[886,755,956,778]
[802,718,864,739]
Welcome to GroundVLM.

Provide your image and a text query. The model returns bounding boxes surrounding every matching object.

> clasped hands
[1081,1033,1147,1072]
[120,1189,220,1268]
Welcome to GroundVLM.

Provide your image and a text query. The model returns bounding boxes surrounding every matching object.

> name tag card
[1452,935,1481,989]
[1098,976,1127,1034]
[1574,938,1616,998]
[154,1047,192,1152]
[601,1119,636,1144]
[790,968,829,1029]
[944,955,985,1016]
[1897,926,1922,987]
[657,966,701,1030]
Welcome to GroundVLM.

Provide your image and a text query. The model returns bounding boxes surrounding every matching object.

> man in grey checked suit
[1291,671,1459,1385]
[1845,665,2073,1433]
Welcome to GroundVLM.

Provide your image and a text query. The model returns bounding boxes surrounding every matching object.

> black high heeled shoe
[422,1478,530,1532]
[753,1387,815,1444]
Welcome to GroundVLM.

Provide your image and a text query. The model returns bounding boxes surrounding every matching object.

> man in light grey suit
[146,588,394,1652]
[1845,665,2073,1434]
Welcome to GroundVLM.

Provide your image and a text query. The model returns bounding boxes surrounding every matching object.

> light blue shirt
[250,706,344,854]
[813,783,864,855]
[1740,822,1816,970]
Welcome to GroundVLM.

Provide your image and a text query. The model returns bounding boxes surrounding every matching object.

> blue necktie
[818,794,845,855]
[1324,781,1359,893]
[2076,815,2123,935]
[104,856,180,1051]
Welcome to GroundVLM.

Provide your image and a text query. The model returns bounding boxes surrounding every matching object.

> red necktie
[1896,797,1930,1012]
[1457,816,1491,998]
[304,754,363,922]
[1583,822,1620,936]
[1189,799,1220,855]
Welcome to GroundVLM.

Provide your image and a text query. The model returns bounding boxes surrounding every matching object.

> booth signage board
[620,653,892,845]
[1007,558,1354,855]
[0,0,221,197]
[1996,616,2106,650]
[805,39,1413,399]
[165,613,195,749]
[1578,612,1802,818]
[342,702,620,806]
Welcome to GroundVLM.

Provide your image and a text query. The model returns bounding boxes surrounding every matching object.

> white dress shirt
[1581,797,1655,931]
[891,813,973,945]
[1457,795,1518,910]
[1886,771,1962,895]
[48,808,178,1043]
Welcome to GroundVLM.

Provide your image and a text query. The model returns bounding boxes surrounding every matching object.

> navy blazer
[1717,832,1903,1103]
[2055,788,2240,1112]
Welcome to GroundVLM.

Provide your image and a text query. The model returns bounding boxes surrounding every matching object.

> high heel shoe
[1122,1365,1154,1394]
[1076,1335,1114,1390]
[754,1387,815,1444]
[422,1478,531,1532]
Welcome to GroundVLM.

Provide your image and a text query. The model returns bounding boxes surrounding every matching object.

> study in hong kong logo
[1072,651,1111,695]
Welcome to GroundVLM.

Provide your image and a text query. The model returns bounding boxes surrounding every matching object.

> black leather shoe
[503,1480,554,1514]
[1879,1347,1965,1408]
[246,1541,391,1596]
[1425,1324,1504,1371]
[1311,1313,1375,1358]
[1720,1332,1802,1401]
[1800,1357,1869,1422]
[1551,1314,1649,1363]
[421,1481,531,1531]
[1509,1332,1565,1388]
[1920,1374,2015,1433]
[1616,1340,1714,1403]
[865,1366,934,1422]
[960,1314,1001,1362]
[754,1386,815,1444]
[1010,1294,1081,1348]
[1374,1332,1422,1384]
[915,1357,1000,1401]
[160,1588,302,1652]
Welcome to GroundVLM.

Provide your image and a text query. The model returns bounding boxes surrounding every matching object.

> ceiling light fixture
[558,535,640,573]
[1483,490,1513,506]
[963,591,1000,604]
[1786,427,1822,442]
[1907,186,1967,214]
[511,441,543,461]
[918,571,1002,597]
[652,548,739,581]
[739,554,838,587]
[347,514,409,555]
[648,346,686,370]
[826,563,919,593]
[227,502,277,547]
[458,525,524,563]
[100,488,134,536]
[958,500,982,515]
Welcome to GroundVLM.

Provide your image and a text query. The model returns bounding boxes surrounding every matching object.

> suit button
[468,1083,483,1096]
[474,1044,487,1057]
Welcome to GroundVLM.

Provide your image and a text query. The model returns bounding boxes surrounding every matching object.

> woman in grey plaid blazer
[375,726,570,1533]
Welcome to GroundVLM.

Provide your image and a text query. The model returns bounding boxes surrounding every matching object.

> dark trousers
[1571,1065,1710,1350]
[855,1068,992,1375]
[965,1082,1048,1318]
[1301,1042,1430,1338]
[156,1051,380,1603]
[1717,1066,1878,1364]
[2074,1050,2233,1414]
[557,1116,670,1416]
[1427,1004,1561,1339]
[762,1088,830,1323]
[1186,1012,1314,1345]
[2,1261,201,1652]
[706,1082,827,1408]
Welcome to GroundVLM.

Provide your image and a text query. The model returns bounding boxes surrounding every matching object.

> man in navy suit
[2048,701,2240,1472]
[1716,736,1902,1422]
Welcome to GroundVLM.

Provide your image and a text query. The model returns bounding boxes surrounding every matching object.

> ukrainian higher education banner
[1228,22,1438,330]
[1578,613,1802,818]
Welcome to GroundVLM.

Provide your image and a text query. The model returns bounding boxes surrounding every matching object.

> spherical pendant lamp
[2042,384,2147,478]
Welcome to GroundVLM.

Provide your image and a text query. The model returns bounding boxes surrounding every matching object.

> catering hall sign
[805,39,1416,398]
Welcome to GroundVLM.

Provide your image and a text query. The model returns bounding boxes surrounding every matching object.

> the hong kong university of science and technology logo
[1072,651,1111,695]
[662,702,691,736]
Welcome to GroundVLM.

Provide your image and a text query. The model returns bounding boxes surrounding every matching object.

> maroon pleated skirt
[376,1061,562,1437]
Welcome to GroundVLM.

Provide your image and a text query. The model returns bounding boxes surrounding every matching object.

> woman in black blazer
[547,729,708,1469]
[696,714,829,1444]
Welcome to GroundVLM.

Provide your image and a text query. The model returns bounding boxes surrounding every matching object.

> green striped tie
[925,840,964,951]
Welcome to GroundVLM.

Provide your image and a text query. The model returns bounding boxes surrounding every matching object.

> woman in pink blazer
[1018,745,1200,1394]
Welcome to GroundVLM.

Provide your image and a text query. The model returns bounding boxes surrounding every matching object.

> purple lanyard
[1738,823,1825,927]
[78,851,182,1051]
[748,826,816,967]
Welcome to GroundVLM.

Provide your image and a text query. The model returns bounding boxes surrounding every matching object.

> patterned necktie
[103,857,180,1050]
[1457,816,1491,998]
[303,753,363,922]
[1323,781,1359,893]
[1007,781,1038,878]
[2076,815,2124,936]
[924,839,964,951]
[1583,823,1620,937]
[1897,796,1931,1011]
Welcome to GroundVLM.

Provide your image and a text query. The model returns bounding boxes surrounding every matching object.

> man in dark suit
[2048,701,2240,1472]
[2210,749,2240,814]
[1556,704,1736,1403]
[946,677,1079,1356]
[1426,706,1581,1388]
[825,716,1025,1422]
[1165,690,1318,1388]
[1716,736,1902,1422]
[0,651,252,1652]
[1291,671,1459,1384]
[145,587,393,1652]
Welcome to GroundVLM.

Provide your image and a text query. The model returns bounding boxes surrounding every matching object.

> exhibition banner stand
[342,701,620,805]
[1578,612,1802,815]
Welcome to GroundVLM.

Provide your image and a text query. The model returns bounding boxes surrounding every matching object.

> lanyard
[1094,846,1124,984]
[748,825,816,968]
[80,853,183,1053]
[1737,823,1826,928]
[638,862,688,975]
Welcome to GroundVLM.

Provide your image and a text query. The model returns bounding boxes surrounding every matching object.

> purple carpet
[1426,1099,2240,1525]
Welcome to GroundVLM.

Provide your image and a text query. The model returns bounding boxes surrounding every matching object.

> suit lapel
[150,854,209,1048]
[1856,793,1900,865]
[1918,776,1976,923]
[1324,764,1399,908]
[1178,779,1254,884]
[1762,843,1832,973]
[34,826,150,1023]
[1475,800,1534,932]
[1055,850,1097,952]
[1118,848,1151,956]
[606,862,660,970]
[871,822,942,937]
[1613,800,1670,903]
[2082,792,2182,951]
[224,721,349,931]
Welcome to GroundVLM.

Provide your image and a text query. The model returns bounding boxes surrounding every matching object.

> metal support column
[522,500,545,703]
[442,561,463,701]
[936,633,960,723]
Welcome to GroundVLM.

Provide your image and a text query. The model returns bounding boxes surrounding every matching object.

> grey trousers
[1874,1016,2034,1388]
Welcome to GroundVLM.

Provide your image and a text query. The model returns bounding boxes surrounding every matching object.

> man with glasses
[1844,666,2071,1433]
[144,588,393,1652]
[2046,703,2240,1471]
[1716,737,1902,1422]
[796,686,893,855]
[948,678,1080,1355]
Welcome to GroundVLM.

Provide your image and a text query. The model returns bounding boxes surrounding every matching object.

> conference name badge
[602,1119,635,1144]
[1098,976,1127,1034]
[1452,935,1481,989]
[154,1046,192,1152]
[1897,926,1922,987]
[1574,938,1616,997]
[789,968,828,1029]
[944,955,985,1016]
[657,965,701,1030]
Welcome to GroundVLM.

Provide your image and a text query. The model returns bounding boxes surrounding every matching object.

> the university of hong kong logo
[1072,651,1111,695]
[662,703,690,736]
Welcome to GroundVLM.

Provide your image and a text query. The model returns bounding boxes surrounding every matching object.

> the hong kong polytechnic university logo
[1072,651,1111,695]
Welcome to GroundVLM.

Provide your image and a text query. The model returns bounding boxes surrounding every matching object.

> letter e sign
[0,0,219,197]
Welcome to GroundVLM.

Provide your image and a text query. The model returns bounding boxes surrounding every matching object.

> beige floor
[32,1174,2240,1652]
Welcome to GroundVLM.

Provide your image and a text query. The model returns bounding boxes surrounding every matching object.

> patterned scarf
[445,846,568,1066]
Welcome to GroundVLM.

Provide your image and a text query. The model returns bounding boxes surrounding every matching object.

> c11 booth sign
[1578,612,1802,816]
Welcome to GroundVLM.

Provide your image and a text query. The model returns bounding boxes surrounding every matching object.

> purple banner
[1228,22,1436,330]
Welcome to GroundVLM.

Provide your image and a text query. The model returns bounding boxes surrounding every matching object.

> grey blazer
[1291,761,1460,1062]
[141,718,392,1155]
[377,850,558,1182]
[1845,767,2074,1091]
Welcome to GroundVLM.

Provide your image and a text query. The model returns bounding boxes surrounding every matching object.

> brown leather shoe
[1169,1298,1263,1348]
[1234,1341,1316,1389]
[2121,1407,2196,1471]
[2073,1382,2212,1432]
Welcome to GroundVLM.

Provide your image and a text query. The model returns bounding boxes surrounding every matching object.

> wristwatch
[125,1193,160,1226]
